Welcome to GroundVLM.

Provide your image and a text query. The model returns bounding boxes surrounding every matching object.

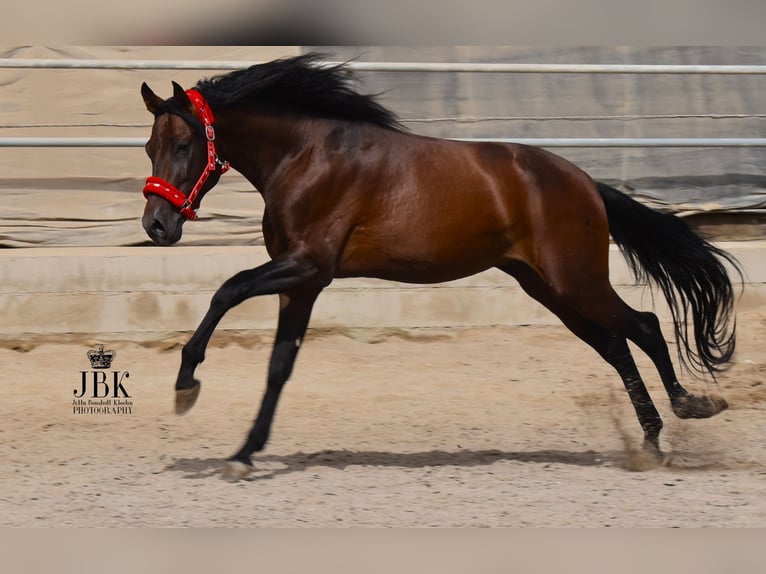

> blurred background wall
[0,46,763,247]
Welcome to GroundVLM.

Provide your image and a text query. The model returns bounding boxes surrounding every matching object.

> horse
[140,54,740,480]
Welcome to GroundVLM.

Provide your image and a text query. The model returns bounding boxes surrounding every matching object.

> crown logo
[87,345,116,369]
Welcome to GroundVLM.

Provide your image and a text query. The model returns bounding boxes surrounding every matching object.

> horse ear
[141,82,164,114]
[172,81,196,116]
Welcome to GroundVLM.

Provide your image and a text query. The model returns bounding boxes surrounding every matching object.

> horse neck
[213,109,317,193]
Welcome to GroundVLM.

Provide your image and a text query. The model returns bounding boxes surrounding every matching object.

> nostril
[151,219,166,237]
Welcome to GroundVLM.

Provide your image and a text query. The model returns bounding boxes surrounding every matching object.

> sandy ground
[1,310,764,527]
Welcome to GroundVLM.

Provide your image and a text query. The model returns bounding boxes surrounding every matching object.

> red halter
[143,89,230,221]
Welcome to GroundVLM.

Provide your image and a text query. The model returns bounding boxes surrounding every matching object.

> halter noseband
[143,89,230,221]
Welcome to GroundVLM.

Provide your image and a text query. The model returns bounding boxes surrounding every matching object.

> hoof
[222,459,253,482]
[642,438,663,460]
[643,439,669,465]
[622,440,666,471]
[175,382,201,415]
[672,393,728,419]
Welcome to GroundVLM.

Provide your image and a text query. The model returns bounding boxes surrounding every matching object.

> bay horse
[140,54,740,480]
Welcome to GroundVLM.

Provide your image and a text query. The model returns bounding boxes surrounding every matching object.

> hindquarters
[496,144,614,306]
[493,152,735,453]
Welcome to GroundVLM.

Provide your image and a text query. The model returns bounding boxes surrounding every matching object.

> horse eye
[175,143,190,155]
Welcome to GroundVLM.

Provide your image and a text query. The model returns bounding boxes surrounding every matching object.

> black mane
[194,53,403,130]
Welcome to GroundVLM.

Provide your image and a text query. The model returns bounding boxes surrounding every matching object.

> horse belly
[335,139,525,283]
[336,221,510,284]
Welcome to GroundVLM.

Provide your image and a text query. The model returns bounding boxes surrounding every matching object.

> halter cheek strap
[142,89,230,221]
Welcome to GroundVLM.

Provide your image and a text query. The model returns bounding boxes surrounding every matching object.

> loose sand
[2,309,764,527]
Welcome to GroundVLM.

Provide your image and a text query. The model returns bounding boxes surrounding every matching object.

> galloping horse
[140,54,739,480]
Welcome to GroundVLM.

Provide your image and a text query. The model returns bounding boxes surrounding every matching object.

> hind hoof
[175,382,201,415]
[672,393,728,419]
[624,440,666,471]
[222,459,253,482]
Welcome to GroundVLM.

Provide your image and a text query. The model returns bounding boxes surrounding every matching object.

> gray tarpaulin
[1,46,763,247]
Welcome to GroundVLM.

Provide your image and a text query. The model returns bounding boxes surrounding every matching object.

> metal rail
[1,59,766,74]
[1,58,763,149]
[456,138,766,147]
[0,138,148,147]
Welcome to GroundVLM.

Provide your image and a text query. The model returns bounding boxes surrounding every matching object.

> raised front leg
[175,251,323,414]
[224,286,321,480]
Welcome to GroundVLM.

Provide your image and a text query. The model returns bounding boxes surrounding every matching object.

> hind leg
[567,320,668,456]
[554,281,728,421]
[591,333,665,456]
[499,262,666,455]
[616,309,728,419]
[502,250,727,420]
[569,281,729,419]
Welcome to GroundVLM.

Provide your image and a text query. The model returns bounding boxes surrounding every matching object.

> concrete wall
[1,243,762,342]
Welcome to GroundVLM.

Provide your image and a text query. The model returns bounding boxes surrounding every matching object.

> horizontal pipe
[345,62,766,75]
[2,137,766,148]
[0,138,148,147]
[455,137,766,147]
[1,58,766,75]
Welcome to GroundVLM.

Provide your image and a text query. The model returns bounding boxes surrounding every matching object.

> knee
[210,289,233,314]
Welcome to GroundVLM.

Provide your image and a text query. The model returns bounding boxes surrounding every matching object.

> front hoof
[222,459,253,482]
[175,381,201,415]
[672,393,728,419]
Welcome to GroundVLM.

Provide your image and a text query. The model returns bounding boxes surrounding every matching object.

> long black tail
[596,181,742,377]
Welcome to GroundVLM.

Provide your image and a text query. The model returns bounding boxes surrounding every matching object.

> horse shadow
[162,447,612,481]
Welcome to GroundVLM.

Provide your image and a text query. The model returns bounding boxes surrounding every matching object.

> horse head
[140,81,226,245]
